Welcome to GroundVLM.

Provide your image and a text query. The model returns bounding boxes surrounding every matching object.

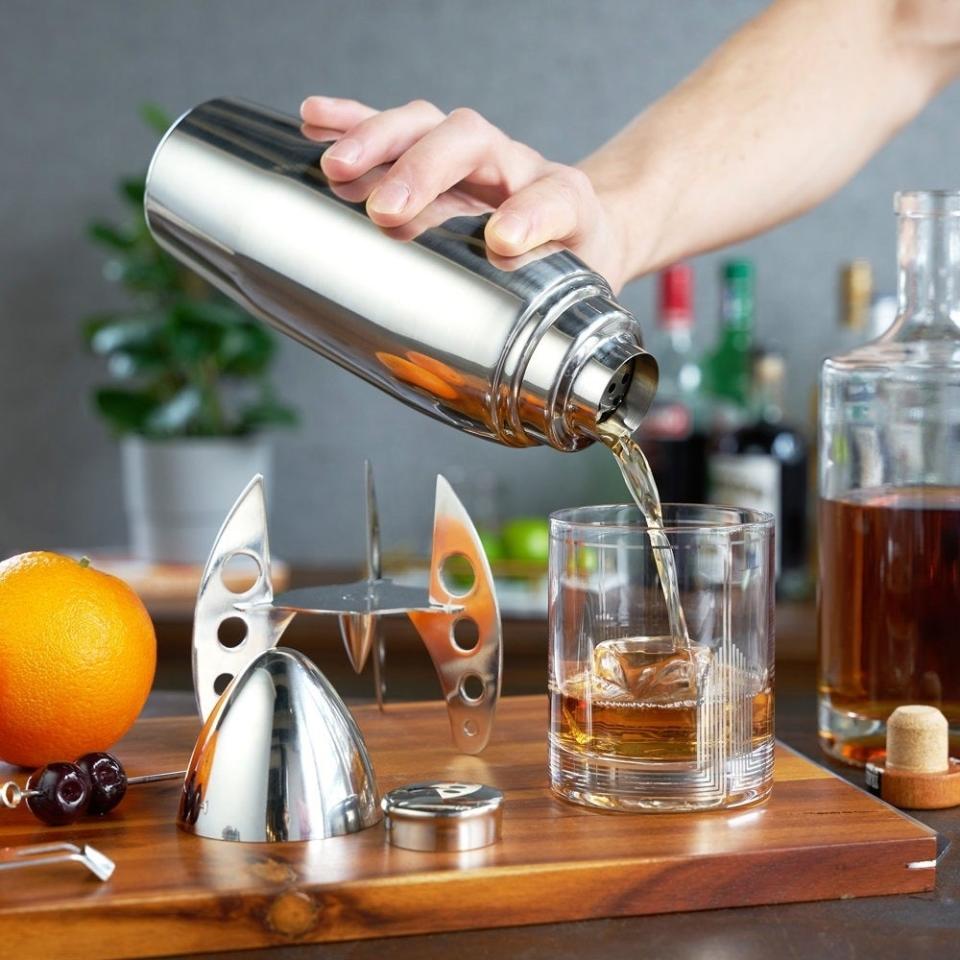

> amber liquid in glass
[818,486,960,764]
[552,679,773,762]
[549,430,774,808]
[550,430,714,765]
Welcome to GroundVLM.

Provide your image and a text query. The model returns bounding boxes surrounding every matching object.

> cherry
[75,752,128,816]
[25,762,90,826]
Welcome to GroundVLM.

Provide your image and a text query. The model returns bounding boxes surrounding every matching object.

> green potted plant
[84,105,298,564]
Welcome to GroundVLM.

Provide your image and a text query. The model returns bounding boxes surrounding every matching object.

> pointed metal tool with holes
[191,464,502,754]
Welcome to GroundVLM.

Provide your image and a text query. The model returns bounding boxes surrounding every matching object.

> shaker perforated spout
[144,97,658,452]
[177,648,380,842]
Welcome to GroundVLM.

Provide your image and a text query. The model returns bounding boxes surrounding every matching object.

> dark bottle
[702,259,755,426]
[709,350,809,595]
[636,263,707,502]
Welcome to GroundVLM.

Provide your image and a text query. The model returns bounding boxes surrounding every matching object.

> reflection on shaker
[145,98,658,453]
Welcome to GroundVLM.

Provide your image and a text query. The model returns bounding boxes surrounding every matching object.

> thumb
[485,167,594,257]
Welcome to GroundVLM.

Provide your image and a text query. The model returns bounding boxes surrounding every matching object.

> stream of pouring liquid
[600,428,691,647]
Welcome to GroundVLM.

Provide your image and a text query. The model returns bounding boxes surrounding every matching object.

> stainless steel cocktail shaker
[144,98,657,451]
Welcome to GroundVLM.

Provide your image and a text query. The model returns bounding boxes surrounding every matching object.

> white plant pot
[122,437,272,565]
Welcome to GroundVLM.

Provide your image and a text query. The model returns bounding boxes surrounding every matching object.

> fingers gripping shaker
[144,98,657,451]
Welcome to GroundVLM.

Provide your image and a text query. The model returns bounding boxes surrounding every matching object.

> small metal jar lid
[382,782,503,852]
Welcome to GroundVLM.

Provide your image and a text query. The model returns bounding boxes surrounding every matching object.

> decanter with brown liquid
[818,487,960,764]
[819,191,960,764]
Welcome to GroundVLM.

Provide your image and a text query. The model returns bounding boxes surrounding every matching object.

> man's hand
[300,96,630,290]
[302,2,960,291]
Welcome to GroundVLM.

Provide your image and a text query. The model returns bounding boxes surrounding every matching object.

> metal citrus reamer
[192,463,502,754]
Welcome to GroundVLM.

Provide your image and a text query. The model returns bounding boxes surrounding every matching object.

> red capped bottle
[636,263,707,502]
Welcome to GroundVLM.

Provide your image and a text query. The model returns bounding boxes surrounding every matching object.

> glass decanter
[819,190,960,765]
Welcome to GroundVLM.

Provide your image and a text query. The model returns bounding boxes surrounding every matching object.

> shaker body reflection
[144,98,657,452]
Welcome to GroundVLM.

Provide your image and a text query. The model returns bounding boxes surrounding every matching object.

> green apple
[478,529,505,564]
[501,516,550,565]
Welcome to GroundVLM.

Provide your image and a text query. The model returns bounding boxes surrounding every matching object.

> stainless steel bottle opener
[192,464,502,753]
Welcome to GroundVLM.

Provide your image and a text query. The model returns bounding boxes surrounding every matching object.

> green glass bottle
[703,259,755,417]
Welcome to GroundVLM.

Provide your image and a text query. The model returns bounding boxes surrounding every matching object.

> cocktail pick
[1,754,183,826]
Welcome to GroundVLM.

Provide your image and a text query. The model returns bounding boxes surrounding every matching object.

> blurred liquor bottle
[811,260,876,430]
[635,263,707,502]
[807,260,876,568]
[809,260,875,440]
[710,350,810,597]
[807,261,896,580]
[838,258,898,343]
[701,258,755,428]
[839,259,874,346]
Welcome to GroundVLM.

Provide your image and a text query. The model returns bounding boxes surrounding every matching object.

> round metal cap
[382,782,503,852]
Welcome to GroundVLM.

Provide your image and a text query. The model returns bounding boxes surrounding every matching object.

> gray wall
[3,0,959,563]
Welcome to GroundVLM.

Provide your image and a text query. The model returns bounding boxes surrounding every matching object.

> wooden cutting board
[0,696,937,960]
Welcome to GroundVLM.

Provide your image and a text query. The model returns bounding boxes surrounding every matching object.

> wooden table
[113,665,956,960]
[2,695,936,959]
[101,591,954,959]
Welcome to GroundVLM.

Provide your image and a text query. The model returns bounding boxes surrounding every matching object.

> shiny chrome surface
[336,461,381,675]
[408,475,502,754]
[364,460,387,709]
[382,782,503,852]
[191,469,501,751]
[145,98,657,452]
[0,843,115,882]
[178,648,380,842]
[192,474,295,722]
[274,579,460,616]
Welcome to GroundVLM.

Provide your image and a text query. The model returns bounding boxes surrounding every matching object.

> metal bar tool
[0,843,115,882]
[192,463,502,754]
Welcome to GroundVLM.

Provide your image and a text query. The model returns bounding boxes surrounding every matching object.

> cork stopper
[865,704,960,809]
[886,705,949,774]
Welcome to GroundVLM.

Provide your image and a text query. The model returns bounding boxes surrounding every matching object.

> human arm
[301,0,960,291]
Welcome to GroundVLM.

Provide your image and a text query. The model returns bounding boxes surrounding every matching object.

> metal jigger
[177,648,380,842]
[191,462,502,754]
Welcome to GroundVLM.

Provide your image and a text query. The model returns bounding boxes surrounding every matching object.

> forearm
[583,0,960,282]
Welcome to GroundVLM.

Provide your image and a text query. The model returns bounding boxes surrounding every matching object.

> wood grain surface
[0,696,937,960]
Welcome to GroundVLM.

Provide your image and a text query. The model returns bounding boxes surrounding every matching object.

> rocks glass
[548,504,775,812]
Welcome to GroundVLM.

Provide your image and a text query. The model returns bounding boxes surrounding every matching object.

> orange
[0,551,156,768]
